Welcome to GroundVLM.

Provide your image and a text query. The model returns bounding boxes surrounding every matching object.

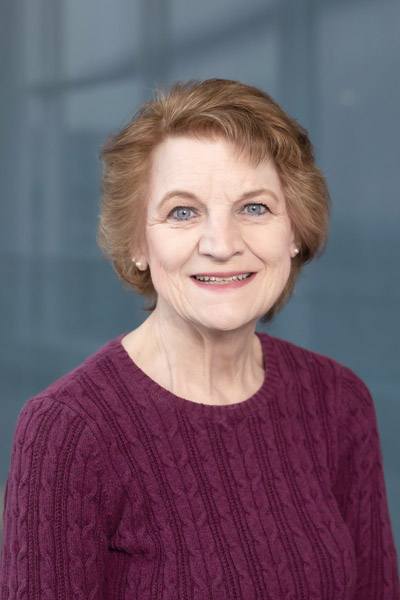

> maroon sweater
[1,332,399,599]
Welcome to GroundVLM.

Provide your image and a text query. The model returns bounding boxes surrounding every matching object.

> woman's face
[142,136,297,332]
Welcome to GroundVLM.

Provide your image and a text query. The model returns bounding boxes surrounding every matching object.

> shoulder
[46,334,124,394]
[259,330,352,377]
[259,333,380,466]
[258,331,374,413]
[9,336,133,503]
[15,335,128,444]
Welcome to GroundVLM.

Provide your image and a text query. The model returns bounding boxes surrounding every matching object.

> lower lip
[190,273,256,291]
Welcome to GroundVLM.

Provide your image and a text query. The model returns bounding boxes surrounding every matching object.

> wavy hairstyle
[98,78,330,322]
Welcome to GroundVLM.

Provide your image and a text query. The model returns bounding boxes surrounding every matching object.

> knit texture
[1,332,399,599]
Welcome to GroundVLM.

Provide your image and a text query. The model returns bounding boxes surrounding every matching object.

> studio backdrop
[0,0,399,558]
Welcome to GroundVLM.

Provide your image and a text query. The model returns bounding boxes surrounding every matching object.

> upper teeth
[194,273,251,282]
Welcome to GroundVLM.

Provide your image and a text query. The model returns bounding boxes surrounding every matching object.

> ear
[129,238,149,271]
[288,225,299,258]
[129,218,149,270]
[131,252,148,271]
[289,239,298,256]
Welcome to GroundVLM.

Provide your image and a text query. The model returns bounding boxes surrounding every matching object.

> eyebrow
[158,188,279,208]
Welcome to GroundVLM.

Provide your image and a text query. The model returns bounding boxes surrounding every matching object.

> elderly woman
[1,79,399,599]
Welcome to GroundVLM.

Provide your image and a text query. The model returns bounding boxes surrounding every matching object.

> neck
[123,308,265,405]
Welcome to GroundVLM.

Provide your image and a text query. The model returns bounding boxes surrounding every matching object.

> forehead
[148,136,284,199]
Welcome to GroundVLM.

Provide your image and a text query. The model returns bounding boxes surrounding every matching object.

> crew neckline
[110,330,282,421]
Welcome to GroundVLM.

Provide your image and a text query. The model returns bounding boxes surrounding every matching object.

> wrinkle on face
[128,136,296,403]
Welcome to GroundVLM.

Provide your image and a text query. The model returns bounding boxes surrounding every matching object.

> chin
[190,309,260,333]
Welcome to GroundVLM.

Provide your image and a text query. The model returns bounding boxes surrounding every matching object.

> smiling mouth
[191,273,253,284]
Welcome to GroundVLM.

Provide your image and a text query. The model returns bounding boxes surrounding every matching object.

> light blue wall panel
[1,0,399,557]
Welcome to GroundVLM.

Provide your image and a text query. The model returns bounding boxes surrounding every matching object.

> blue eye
[168,202,269,221]
[243,203,269,215]
[169,206,195,221]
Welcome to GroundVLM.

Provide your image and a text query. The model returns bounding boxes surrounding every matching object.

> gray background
[1,0,399,561]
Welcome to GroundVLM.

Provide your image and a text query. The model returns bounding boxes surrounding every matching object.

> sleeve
[332,367,400,599]
[0,395,115,600]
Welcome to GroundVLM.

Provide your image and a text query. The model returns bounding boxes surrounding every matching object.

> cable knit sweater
[1,332,399,599]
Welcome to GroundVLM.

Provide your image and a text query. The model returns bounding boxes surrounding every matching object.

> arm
[0,395,114,599]
[333,368,400,599]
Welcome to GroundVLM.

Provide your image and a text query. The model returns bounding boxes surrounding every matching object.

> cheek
[250,227,293,264]
[146,228,194,279]
[147,226,193,257]
[147,225,198,278]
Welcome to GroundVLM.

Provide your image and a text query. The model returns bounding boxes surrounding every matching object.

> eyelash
[168,203,270,221]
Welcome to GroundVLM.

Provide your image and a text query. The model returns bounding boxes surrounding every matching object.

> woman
[1,79,399,599]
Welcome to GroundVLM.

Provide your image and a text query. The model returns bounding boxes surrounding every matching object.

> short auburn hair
[98,78,330,322]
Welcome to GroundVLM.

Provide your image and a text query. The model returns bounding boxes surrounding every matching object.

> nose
[198,214,245,260]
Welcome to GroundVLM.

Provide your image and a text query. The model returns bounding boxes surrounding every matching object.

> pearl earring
[132,256,142,269]
[293,248,299,256]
